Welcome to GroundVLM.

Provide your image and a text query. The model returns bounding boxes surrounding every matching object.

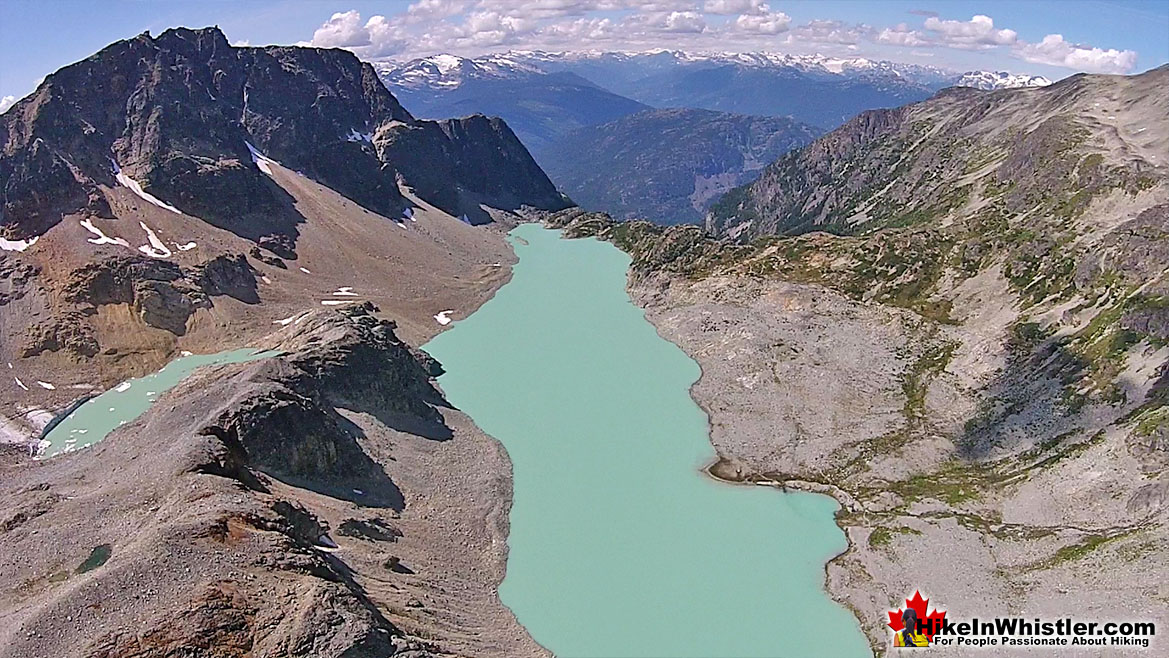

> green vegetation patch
[868,525,923,548]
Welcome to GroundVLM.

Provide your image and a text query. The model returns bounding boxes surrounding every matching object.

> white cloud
[731,10,790,35]
[877,23,929,47]
[662,11,706,33]
[303,3,1140,78]
[790,19,867,45]
[703,0,767,15]
[879,14,1017,50]
[0,95,15,113]
[540,16,619,42]
[407,0,473,20]
[312,10,373,48]
[923,14,1016,48]
[1015,34,1137,74]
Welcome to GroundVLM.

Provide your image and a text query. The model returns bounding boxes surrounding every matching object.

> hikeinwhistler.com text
[922,617,1156,649]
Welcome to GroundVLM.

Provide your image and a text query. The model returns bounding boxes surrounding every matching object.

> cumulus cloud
[304,2,1139,77]
[1015,34,1137,74]
[877,14,1018,50]
[923,14,1016,48]
[407,0,473,20]
[0,95,16,113]
[662,11,707,33]
[703,0,766,15]
[790,19,868,45]
[312,10,373,48]
[877,22,930,47]
[732,11,790,35]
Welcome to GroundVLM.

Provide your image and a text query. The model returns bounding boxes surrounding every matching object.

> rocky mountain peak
[1,27,567,251]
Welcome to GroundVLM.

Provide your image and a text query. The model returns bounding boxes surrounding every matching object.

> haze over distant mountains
[539,108,820,225]
[378,50,1052,131]
[378,50,1051,224]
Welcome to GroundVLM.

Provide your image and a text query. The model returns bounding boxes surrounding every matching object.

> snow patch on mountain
[110,159,182,213]
[137,222,172,259]
[375,52,544,89]
[245,141,276,176]
[346,128,373,143]
[0,236,38,252]
[79,218,130,248]
[953,71,1052,90]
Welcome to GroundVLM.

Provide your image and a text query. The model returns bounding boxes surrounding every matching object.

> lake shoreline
[1,217,545,657]
[530,213,878,655]
[429,224,869,656]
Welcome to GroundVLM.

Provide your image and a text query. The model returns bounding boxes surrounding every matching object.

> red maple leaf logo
[888,590,947,641]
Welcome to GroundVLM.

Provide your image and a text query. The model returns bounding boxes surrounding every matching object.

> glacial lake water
[40,348,275,458]
[424,224,870,657]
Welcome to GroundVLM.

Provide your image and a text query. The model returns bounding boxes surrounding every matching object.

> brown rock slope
[0,304,545,657]
[540,65,1169,656]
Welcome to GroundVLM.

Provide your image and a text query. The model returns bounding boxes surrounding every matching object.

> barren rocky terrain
[0,27,568,658]
[0,304,548,657]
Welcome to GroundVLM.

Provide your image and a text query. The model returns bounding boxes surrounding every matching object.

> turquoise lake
[40,348,274,458]
[424,224,870,657]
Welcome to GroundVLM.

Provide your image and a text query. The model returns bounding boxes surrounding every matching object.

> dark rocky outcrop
[376,114,570,221]
[196,303,452,508]
[193,253,260,304]
[21,312,101,358]
[1,26,568,248]
[337,517,402,543]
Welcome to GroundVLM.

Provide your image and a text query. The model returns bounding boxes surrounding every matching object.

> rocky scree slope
[0,26,567,253]
[537,65,1169,654]
[538,108,820,225]
[0,304,543,657]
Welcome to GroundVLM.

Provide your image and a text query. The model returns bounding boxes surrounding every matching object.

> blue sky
[2,1,1167,109]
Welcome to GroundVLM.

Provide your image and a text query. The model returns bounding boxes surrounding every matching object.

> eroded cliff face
[536,66,1169,655]
[0,304,544,658]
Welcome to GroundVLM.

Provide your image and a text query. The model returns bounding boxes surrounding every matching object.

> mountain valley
[0,14,1165,658]
[380,50,1053,227]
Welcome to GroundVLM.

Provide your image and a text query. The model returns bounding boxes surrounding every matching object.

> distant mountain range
[377,50,1051,224]
[539,108,820,225]
[378,51,1051,130]
[374,54,648,156]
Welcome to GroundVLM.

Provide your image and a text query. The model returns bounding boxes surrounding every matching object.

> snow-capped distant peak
[375,53,543,90]
[953,71,1052,90]
[374,49,1051,95]
[429,54,464,74]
